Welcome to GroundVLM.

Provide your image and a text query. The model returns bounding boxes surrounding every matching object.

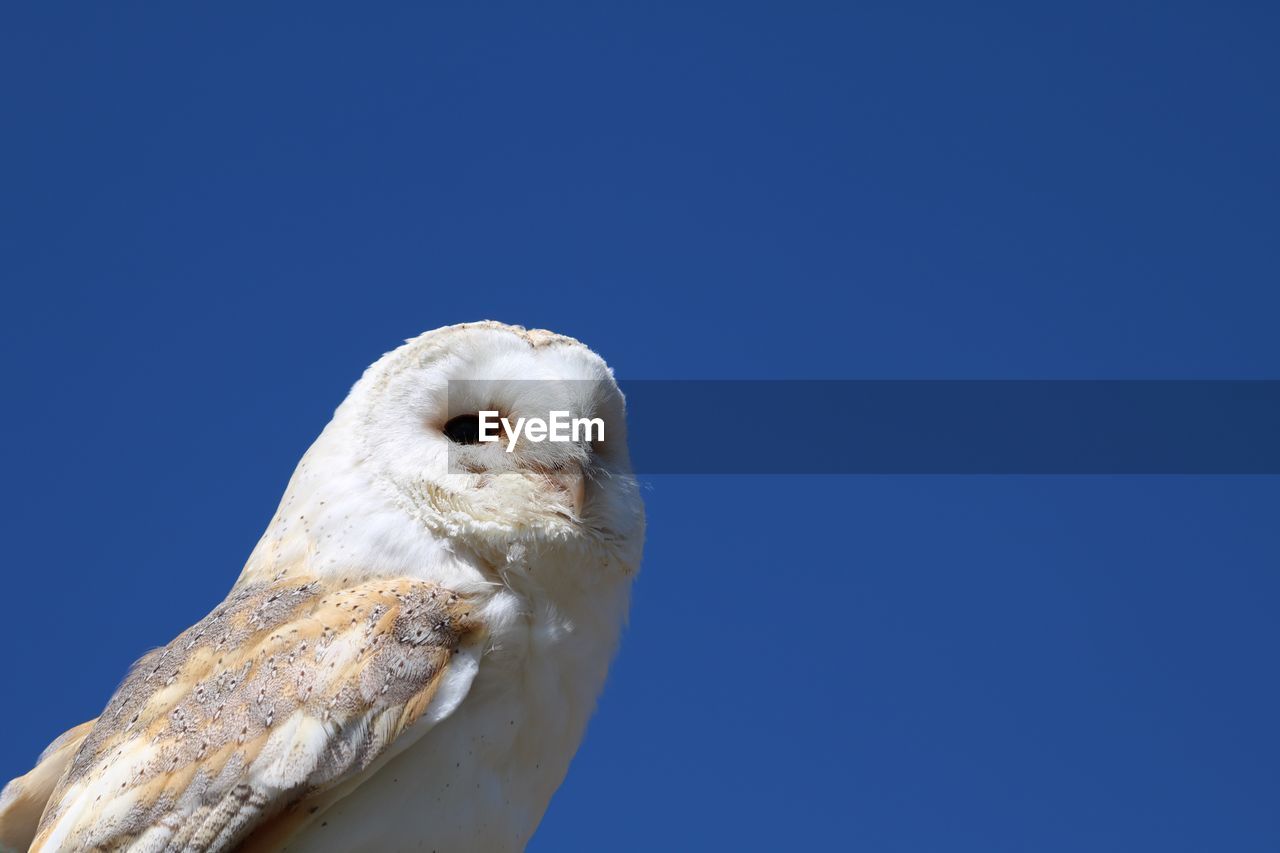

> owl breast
[277,575,628,852]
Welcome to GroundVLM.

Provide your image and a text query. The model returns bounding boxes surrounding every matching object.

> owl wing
[26,575,483,852]
[0,720,96,851]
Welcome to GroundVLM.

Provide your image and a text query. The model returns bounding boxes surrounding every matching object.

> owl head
[248,322,644,584]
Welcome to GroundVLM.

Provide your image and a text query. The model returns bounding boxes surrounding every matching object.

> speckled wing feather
[28,576,483,852]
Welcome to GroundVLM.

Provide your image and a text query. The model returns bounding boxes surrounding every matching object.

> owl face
[347,322,642,569]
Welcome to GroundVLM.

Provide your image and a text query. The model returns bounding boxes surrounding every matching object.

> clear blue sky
[2,3,1278,850]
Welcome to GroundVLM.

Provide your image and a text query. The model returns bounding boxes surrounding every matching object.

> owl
[0,321,645,852]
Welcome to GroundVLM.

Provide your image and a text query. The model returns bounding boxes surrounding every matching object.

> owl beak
[527,461,586,518]
[565,464,586,516]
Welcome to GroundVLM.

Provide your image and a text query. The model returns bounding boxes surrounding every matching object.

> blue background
[2,3,1278,850]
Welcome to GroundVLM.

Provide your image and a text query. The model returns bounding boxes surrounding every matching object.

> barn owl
[0,321,644,852]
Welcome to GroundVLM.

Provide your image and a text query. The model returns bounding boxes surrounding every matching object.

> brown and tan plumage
[20,574,481,851]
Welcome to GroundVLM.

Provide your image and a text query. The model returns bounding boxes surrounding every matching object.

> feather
[25,575,482,852]
[0,720,95,852]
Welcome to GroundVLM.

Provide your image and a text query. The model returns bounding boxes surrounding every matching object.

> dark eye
[443,414,482,445]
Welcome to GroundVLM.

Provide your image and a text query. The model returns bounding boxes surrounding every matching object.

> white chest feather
[279,573,628,853]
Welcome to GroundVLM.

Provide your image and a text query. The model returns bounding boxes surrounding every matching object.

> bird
[0,321,645,852]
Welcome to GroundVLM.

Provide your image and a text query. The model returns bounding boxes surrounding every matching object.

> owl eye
[442,414,482,445]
